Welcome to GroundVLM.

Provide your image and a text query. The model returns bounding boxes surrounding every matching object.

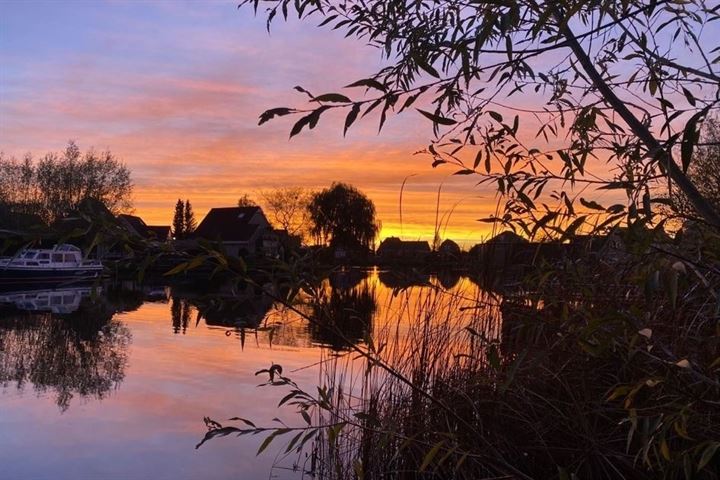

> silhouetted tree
[259,187,313,239]
[172,199,185,239]
[672,117,720,220]
[237,194,257,207]
[184,199,197,235]
[249,0,720,234]
[308,182,379,250]
[0,141,132,223]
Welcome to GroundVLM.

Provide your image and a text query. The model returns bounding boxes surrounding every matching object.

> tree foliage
[0,141,132,224]
[671,116,720,220]
[173,199,185,239]
[246,0,720,238]
[259,187,314,239]
[184,199,197,235]
[308,182,379,249]
[237,194,258,207]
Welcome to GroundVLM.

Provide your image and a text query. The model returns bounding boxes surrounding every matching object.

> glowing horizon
[0,1,624,247]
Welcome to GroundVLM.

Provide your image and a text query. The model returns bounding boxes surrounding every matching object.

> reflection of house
[194,207,274,257]
[378,270,431,289]
[117,214,171,242]
[376,237,431,264]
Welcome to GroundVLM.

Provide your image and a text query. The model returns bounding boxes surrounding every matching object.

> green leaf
[415,57,440,78]
[580,198,605,210]
[313,93,351,103]
[417,109,456,126]
[289,114,312,138]
[163,261,188,276]
[258,107,293,125]
[420,441,445,472]
[682,87,696,106]
[488,111,503,122]
[699,442,720,471]
[344,78,387,92]
[681,106,710,172]
[257,433,275,455]
[343,103,361,136]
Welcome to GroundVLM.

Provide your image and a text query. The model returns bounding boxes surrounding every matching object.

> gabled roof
[377,237,431,255]
[117,214,170,240]
[147,225,171,240]
[195,207,263,242]
[117,214,147,237]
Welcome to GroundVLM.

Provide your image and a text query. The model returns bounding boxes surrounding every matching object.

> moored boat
[0,244,104,285]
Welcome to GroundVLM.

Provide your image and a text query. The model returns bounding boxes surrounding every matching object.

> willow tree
[247,0,720,238]
[308,182,379,249]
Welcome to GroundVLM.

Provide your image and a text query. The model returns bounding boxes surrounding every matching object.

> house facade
[194,206,273,257]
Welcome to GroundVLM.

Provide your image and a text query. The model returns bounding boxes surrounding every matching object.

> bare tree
[237,194,257,207]
[0,141,132,223]
[258,187,313,238]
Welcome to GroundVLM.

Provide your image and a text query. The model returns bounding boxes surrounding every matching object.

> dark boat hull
[0,267,103,285]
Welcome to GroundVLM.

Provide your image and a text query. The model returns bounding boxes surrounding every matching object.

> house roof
[147,225,171,239]
[195,207,263,242]
[117,214,147,237]
[377,237,431,255]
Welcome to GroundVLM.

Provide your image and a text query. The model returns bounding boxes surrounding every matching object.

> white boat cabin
[2,244,99,269]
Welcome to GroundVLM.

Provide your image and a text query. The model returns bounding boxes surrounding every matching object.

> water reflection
[0,286,130,411]
[309,276,377,350]
[0,270,493,479]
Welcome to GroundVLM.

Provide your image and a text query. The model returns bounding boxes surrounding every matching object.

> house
[470,231,530,269]
[194,206,272,257]
[117,214,171,242]
[376,237,431,264]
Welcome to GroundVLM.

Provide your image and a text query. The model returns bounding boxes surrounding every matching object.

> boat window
[51,296,62,305]
[64,254,76,262]
[63,295,75,304]
[26,261,38,266]
[38,253,50,260]
[52,254,63,262]
[22,252,36,259]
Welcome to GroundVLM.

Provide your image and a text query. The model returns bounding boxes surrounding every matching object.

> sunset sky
[3,1,705,245]
[0,1,494,244]
[0,1,505,245]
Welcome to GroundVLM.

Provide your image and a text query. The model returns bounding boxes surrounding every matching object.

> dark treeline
[0,141,132,226]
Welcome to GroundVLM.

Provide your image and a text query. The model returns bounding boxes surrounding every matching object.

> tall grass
[199,238,720,479]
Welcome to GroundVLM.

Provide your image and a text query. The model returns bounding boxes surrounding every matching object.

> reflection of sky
[0,272,493,479]
[0,300,322,480]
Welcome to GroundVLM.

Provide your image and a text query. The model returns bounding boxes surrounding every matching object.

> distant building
[470,231,529,269]
[117,214,171,242]
[194,206,273,257]
[376,237,431,264]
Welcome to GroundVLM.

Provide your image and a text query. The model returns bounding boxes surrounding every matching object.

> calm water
[0,269,486,480]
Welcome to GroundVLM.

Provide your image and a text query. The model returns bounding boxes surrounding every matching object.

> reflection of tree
[189,294,274,330]
[436,270,461,290]
[171,296,191,334]
[0,302,130,412]
[328,268,366,290]
[309,283,377,350]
